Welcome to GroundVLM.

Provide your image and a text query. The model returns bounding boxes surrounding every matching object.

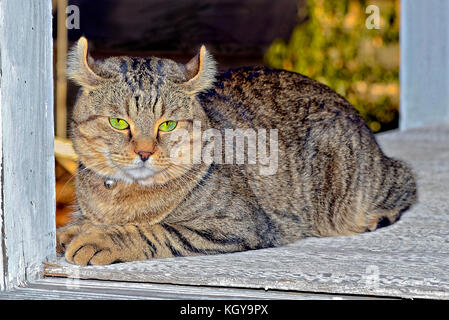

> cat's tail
[368,157,417,229]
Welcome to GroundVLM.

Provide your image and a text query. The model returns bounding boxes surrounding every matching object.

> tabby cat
[57,37,417,265]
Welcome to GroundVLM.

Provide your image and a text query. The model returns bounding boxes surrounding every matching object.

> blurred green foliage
[264,0,399,132]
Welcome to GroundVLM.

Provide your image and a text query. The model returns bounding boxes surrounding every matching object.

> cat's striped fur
[57,37,417,265]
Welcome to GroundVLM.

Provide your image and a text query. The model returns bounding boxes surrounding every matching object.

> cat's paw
[56,224,84,255]
[64,225,123,266]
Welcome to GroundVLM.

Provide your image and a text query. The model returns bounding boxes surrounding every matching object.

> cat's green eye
[109,117,129,130]
[158,120,177,132]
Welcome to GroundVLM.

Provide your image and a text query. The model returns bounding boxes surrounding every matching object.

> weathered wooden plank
[0,278,381,300]
[0,0,55,290]
[45,125,449,299]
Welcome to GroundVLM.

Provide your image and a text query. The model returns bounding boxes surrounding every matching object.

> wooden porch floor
[4,124,449,300]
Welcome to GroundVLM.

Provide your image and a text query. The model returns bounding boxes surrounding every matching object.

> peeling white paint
[0,0,55,291]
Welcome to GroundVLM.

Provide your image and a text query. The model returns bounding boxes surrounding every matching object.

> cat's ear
[67,37,106,89]
[182,45,217,94]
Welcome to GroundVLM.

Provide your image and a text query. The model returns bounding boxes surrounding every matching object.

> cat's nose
[133,139,155,161]
[137,151,152,162]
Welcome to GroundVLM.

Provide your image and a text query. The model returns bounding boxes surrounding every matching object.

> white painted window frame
[0,0,55,290]
[400,0,449,130]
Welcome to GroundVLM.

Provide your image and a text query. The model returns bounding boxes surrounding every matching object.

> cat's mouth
[103,155,170,185]
[105,154,186,186]
[123,164,158,180]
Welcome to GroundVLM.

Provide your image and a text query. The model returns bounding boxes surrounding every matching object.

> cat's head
[68,37,217,186]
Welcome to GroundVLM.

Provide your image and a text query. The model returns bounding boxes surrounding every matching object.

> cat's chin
[125,166,158,179]
[103,163,189,187]
[117,166,169,187]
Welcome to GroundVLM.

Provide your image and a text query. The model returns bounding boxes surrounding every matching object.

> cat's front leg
[65,223,190,265]
[64,224,149,265]
[64,222,244,265]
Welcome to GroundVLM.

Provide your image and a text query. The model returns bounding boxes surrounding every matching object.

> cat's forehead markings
[150,59,166,93]
[114,57,178,120]
[126,93,138,118]
[133,89,144,105]
[118,57,158,92]
[149,86,159,115]
[119,58,133,90]
[126,89,159,122]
